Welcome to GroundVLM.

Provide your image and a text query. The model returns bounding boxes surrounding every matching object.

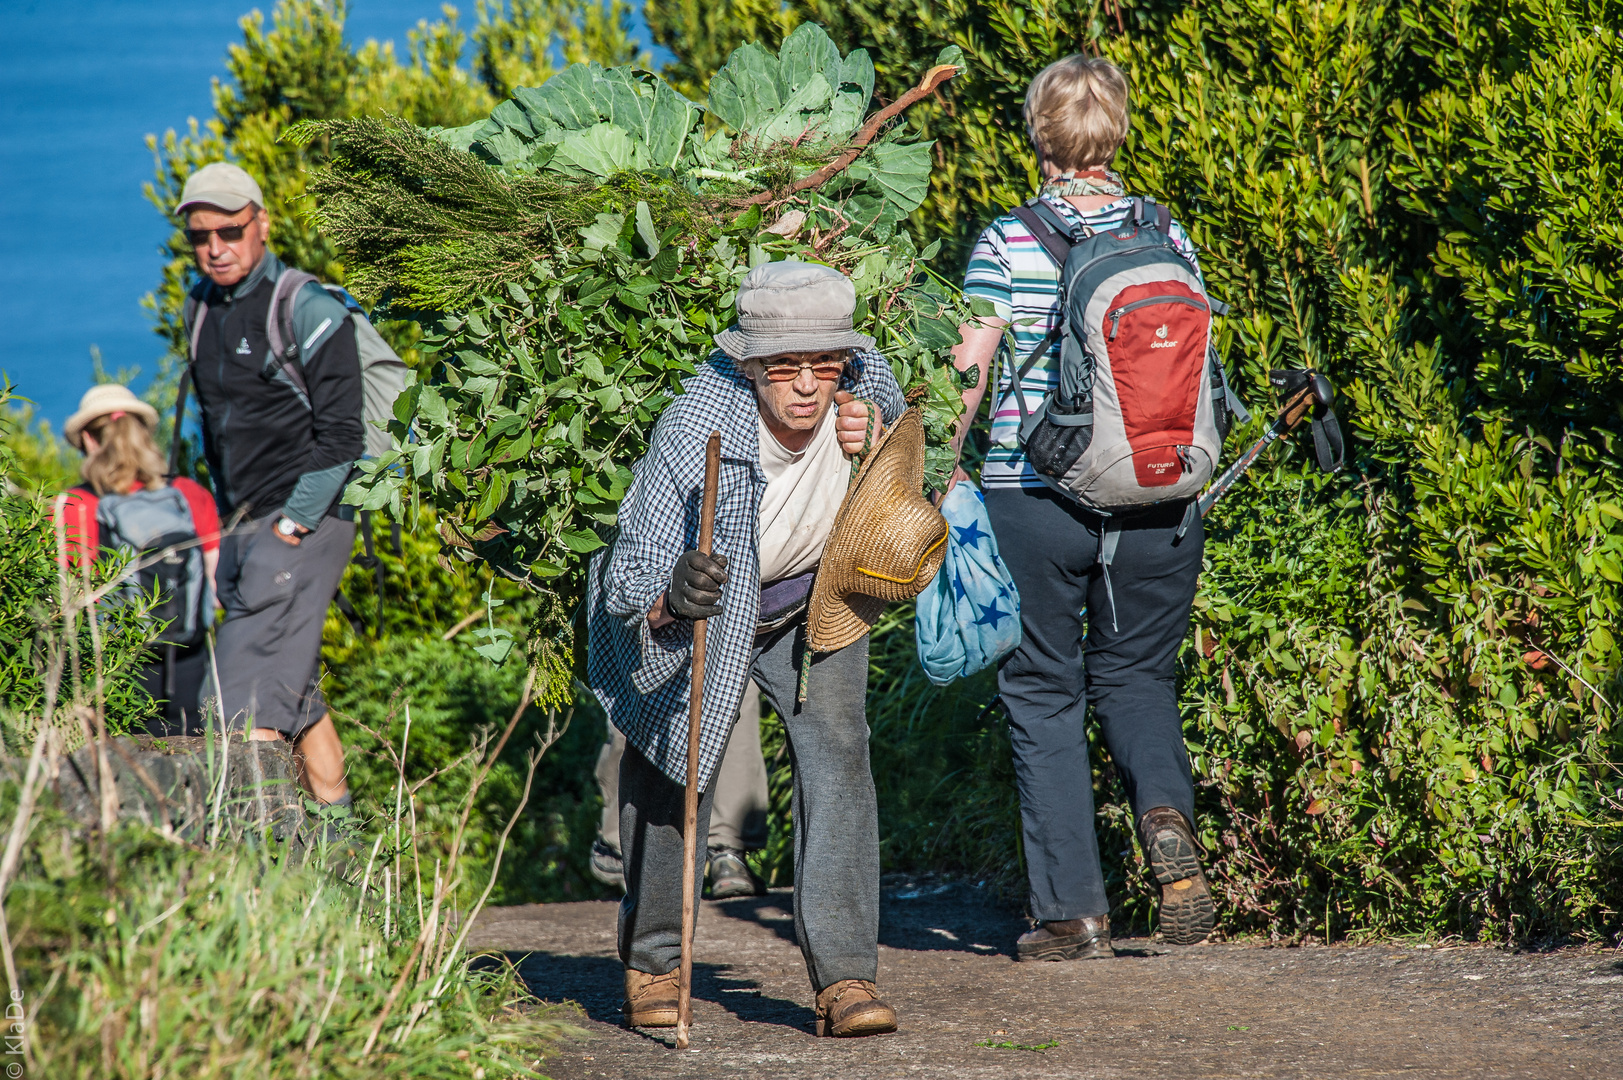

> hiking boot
[1140,807,1216,945]
[623,968,679,1027]
[707,847,763,899]
[814,979,897,1037]
[1015,914,1112,961]
[590,839,624,891]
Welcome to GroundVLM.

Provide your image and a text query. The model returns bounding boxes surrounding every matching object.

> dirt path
[469,880,1623,1079]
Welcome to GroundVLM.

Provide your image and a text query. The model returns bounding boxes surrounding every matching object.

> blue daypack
[915,480,1021,685]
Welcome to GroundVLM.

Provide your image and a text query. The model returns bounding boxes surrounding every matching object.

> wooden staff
[676,430,721,1050]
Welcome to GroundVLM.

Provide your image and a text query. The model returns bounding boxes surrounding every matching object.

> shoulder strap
[264,268,318,403]
[184,295,208,362]
[167,367,192,478]
[1010,203,1078,269]
[266,269,318,363]
[171,290,208,479]
[1130,196,1173,234]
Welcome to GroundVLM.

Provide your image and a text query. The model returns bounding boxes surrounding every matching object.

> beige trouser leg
[596,681,770,854]
[708,682,770,852]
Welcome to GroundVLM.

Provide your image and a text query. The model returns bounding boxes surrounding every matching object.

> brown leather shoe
[814,979,897,1037]
[623,968,679,1027]
[1140,806,1216,945]
[1015,914,1112,961]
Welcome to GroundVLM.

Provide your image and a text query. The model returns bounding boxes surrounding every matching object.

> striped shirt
[586,350,905,787]
[963,195,1201,489]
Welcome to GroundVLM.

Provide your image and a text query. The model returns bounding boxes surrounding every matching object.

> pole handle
[676,431,721,1050]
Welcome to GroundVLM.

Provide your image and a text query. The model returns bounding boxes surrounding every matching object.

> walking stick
[1197,370,1341,517]
[677,430,721,1050]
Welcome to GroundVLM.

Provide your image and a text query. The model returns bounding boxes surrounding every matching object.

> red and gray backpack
[1007,197,1248,518]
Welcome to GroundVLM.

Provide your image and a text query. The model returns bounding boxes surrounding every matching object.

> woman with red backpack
[57,384,220,736]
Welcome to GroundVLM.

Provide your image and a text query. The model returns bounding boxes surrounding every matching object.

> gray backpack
[81,485,212,647]
[179,270,408,460]
[1007,197,1248,516]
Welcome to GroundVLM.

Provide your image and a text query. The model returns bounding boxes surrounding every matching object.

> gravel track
[468,881,1623,1079]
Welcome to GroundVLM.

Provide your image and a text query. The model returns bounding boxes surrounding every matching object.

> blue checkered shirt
[587,350,905,787]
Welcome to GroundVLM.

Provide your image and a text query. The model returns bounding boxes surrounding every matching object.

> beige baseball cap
[176,162,265,215]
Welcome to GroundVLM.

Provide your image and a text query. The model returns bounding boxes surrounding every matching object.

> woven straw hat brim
[808,407,949,652]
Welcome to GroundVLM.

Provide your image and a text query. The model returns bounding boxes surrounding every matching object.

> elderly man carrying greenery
[587,261,903,1038]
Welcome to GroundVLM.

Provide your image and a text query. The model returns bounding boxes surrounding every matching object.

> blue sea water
[0,0,669,429]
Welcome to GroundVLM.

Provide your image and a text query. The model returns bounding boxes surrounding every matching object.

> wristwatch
[275,516,300,537]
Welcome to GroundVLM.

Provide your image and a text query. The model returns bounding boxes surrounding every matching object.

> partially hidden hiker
[948,56,1229,957]
[177,162,360,811]
[588,261,945,1037]
[590,682,771,898]
[56,384,220,736]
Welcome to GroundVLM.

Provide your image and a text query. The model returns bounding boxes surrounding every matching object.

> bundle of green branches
[300,24,975,703]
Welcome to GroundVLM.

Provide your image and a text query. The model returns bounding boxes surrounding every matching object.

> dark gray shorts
[202,514,355,737]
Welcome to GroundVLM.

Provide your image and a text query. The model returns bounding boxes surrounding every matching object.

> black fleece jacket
[188,251,363,526]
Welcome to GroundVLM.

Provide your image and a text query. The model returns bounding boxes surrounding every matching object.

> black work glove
[667,550,729,620]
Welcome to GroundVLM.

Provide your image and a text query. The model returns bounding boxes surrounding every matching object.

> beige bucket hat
[807,408,950,652]
[64,384,159,450]
[716,261,875,362]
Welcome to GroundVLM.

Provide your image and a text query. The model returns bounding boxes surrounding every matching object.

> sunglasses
[184,217,256,247]
[760,353,849,382]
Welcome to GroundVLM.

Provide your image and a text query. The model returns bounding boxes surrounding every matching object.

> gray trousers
[618,623,877,993]
[204,514,356,737]
[596,681,769,854]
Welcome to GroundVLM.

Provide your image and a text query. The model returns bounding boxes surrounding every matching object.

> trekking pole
[1198,370,1338,517]
[677,430,722,1050]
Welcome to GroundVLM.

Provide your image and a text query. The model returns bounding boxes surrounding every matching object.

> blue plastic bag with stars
[915,479,1021,685]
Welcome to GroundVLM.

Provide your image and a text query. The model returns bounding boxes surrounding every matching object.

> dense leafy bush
[0,391,156,744]
[104,0,1623,946]
[650,0,1623,943]
[307,23,974,703]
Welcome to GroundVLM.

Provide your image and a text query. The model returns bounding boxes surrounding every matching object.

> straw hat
[807,408,949,652]
[64,384,159,450]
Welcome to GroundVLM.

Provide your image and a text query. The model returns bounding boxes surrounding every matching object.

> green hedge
[650,0,1623,943]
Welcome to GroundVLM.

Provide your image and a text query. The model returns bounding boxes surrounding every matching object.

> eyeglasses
[760,353,849,382]
[184,217,256,247]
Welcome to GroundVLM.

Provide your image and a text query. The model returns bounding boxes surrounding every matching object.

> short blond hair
[1023,55,1130,172]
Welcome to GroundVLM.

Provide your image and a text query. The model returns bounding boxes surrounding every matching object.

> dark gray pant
[985,487,1202,922]
[618,622,877,993]
[204,513,355,737]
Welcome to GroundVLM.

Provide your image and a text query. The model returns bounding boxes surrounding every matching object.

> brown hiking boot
[1140,807,1216,945]
[814,979,897,1037]
[623,968,679,1027]
[1015,914,1112,961]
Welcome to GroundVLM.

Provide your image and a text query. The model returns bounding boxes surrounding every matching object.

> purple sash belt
[757,569,815,635]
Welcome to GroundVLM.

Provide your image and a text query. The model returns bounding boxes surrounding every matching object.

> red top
[55,477,221,570]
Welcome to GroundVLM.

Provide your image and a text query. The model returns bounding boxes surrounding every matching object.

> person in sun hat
[55,384,221,735]
[587,259,945,1037]
[175,161,363,815]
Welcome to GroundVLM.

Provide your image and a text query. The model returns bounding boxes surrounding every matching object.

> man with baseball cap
[588,260,945,1038]
[176,161,362,813]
